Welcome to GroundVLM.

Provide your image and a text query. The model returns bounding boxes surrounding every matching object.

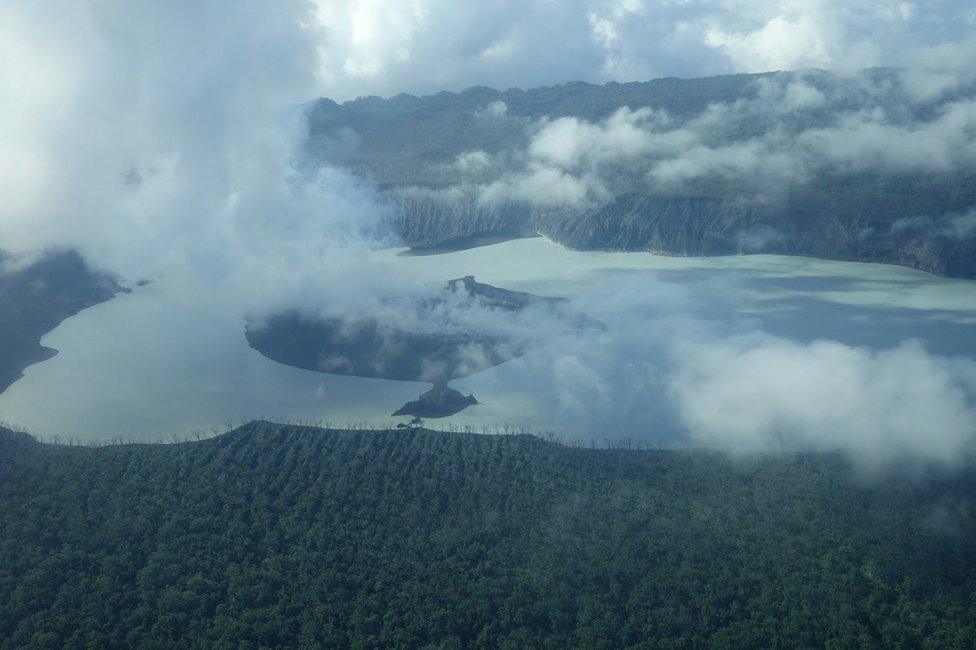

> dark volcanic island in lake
[245,276,583,417]
[392,383,478,419]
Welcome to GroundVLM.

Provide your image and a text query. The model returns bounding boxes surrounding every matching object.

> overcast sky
[309,0,976,100]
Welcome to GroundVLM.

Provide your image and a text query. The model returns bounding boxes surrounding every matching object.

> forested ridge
[2,422,975,648]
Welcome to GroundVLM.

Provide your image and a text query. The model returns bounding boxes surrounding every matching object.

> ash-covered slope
[305,69,976,277]
[0,250,126,394]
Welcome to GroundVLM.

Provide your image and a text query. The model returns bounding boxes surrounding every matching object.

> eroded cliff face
[306,70,976,278]
[533,195,767,255]
[388,188,537,252]
[387,189,976,277]
[534,195,976,277]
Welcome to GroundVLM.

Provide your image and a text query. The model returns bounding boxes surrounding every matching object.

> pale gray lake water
[2,238,974,441]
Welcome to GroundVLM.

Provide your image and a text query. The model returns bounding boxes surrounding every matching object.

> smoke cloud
[0,1,410,319]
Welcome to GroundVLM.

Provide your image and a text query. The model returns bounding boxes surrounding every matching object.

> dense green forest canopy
[2,422,975,648]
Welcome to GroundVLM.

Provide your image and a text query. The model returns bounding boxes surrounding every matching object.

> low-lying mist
[440,259,976,474]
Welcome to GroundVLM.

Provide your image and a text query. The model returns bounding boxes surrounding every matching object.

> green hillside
[1,422,974,648]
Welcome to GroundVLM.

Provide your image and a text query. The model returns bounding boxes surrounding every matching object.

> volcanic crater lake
[2,238,974,441]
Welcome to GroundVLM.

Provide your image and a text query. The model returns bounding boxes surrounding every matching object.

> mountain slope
[306,69,976,278]
[2,422,974,647]
[0,250,126,395]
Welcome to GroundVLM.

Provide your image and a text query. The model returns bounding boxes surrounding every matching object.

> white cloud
[480,100,508,118]
[466,78,976,203]
[529,107,663,169]
[553,354,613,415]
[900,36,976,100]
[480,163,593,207]
[670,338,976,470]
[706,14,835,72]
[798,100,976,173]
[472,273,976,473]
[0,1,407,317]
[454,150,492,172]
[778,80,828,111]
[305,1,976,101]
